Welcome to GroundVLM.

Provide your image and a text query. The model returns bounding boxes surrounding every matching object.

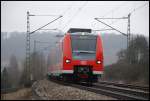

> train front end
[63,28,104,84]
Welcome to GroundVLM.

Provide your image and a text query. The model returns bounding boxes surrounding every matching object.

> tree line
[1,34,149,89]
[103,35,149,85]
[1,52,47,89]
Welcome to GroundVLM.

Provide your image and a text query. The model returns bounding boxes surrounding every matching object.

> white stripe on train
[49,70,103,74]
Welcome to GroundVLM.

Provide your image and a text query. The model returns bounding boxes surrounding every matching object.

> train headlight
[82,32,85,35]
[66,59,70,63]
[97,60,101,64]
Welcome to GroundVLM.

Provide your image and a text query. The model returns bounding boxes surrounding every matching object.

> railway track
[98,81,149,92]
[50,79,149,100]
[31,78,149,100]
[66,82,149,100]
[93,83,149,100]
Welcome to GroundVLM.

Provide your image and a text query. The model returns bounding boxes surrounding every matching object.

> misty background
[1,1,149,70]
[1,31,149,71]
[1,1,149,36]
[1,2,149,97]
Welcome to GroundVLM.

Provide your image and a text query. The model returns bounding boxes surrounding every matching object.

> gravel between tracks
[34,79,116,100]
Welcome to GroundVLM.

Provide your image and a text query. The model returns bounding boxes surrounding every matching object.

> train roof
[67,28,91,33]
[67,28,99,36]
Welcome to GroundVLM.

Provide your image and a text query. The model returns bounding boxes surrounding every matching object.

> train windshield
[71,34,97,60]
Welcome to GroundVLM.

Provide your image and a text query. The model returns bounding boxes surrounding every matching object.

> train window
[71,35,97,60]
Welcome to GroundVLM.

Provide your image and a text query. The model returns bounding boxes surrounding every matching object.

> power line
[130,2,149,14]
[62,2,88,30]
[29,14,61,16]
[61,2,74,16]
[95,2,148,63]
[102,17,127,30]
[95,1,128,30]
[94,2,148,35]
[39,28,58,30]
[95,18,127,36]
[62,1,88,31]
[101,1,128,18]
[93,29,114,31]
[58,2,74,30]
[102,2,149,30]
[30,15,63,34]
[96,17,128,19]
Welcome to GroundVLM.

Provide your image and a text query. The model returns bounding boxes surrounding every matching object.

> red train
[47,28,104,85]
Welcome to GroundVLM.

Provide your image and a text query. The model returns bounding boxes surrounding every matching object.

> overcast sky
[1,1,149,36]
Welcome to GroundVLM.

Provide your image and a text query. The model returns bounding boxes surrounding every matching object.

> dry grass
[1,88,32,100]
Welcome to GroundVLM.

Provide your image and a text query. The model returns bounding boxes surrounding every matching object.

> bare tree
[105,35,149,85]
[1,67,12,89]
[8,55,19,87]
[117,49,126,63]
[19,59,27,87]
[30,52,46,81]
[117,35,149,65]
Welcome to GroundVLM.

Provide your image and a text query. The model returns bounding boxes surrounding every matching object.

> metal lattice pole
[127,13,131,63]
[127,13,131,48]
[25,12,62,84]
[26,11,31,85]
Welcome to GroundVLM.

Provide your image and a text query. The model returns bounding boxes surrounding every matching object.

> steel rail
[98,81,149,91]
[32,78,149,100]
[94,83,149,99]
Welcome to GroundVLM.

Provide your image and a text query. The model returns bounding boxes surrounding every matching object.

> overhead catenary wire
[30,15,63,34]
[101,1,128,18]
[29,14,61,16]
[58,2,75,30]
[95,18,127,36]
[39,28,58,30]
[93,29,114,31]
[61,2,74,16]
[61,1,88,31]
[32,3,74,32]
[95,1,128,30]
[102,2,149,30]
[62,1,88,30]
[95,1,148,61]
[130,2,149,14]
